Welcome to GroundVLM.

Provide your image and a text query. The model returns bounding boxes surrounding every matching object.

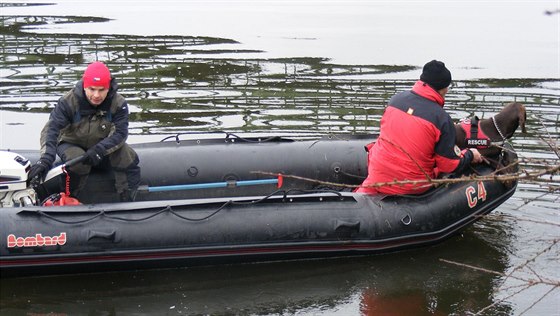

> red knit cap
[82,61,111,89]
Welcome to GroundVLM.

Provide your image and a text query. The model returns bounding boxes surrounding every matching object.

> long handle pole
[145,175,283,193]
[43,155,88,183]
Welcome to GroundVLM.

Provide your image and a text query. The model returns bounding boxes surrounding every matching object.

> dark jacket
[357,81,473,195]
[40,79,129,165]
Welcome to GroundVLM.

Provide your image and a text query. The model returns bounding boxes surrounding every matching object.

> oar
[43,155,87,183]
[141,174,284,193]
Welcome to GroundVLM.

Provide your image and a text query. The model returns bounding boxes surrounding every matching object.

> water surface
[0,2,559,315]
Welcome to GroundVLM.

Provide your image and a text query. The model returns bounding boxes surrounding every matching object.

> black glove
[84,146,105,166]
[28,158,52,183]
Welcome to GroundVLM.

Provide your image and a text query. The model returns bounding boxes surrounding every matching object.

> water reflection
[1,14,558,139]
[0,227,510,315]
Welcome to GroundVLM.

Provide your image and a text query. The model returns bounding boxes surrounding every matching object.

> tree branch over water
[256,117,560,193]
[441,236,560,315]
[254,158,559,191]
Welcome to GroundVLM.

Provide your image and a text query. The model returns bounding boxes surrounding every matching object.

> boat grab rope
[166,188,343,222]
[159,131,287,144]
[34,210,105,224]
[26,188,344,224]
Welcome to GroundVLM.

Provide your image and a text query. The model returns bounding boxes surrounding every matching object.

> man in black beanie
[420,60,452,91]
[357,60,482,195]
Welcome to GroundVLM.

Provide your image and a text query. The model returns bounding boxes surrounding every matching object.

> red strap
[58,193,81,206]
[277,173,283,188]
[42,166,82,206]
[63,166,71,196]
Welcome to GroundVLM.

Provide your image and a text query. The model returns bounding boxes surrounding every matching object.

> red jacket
[356,81,473,195]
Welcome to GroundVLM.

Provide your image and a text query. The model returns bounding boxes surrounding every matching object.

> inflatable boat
[0,133,518,277]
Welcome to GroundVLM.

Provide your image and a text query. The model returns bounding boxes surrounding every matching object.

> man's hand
[28,158,52,183]
[84,146,105,166]
[469,148,483,164]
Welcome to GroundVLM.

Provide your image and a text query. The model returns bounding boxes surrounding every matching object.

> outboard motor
[0,151,38,207]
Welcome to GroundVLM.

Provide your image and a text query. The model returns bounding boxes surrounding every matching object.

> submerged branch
[482,213,560,228]
[438,259,559,286]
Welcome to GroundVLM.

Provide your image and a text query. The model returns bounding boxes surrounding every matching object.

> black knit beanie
[420,60,452,90]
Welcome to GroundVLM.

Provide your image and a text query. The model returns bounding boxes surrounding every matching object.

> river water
[1,1,559,315]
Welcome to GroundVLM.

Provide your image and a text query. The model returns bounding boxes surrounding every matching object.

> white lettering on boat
[6,232,67,248]
[466,181,487,208]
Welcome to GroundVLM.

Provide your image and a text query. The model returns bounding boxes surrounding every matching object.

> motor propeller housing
[0,151,37,207]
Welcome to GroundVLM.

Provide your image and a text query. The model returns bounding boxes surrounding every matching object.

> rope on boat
[35,210,105,224]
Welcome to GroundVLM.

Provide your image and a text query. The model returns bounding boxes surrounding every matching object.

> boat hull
[0,136,518,277]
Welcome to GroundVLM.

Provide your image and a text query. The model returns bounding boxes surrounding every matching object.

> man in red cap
[29,61,141,202]
[356,60,482,195]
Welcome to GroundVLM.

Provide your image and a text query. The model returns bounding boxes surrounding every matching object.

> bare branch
[475,283,533,315]
[253,161,559,190]
[441,237,560,315]
[506,239,560,281]
[518,286,558,316]
[532,114,560,158]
